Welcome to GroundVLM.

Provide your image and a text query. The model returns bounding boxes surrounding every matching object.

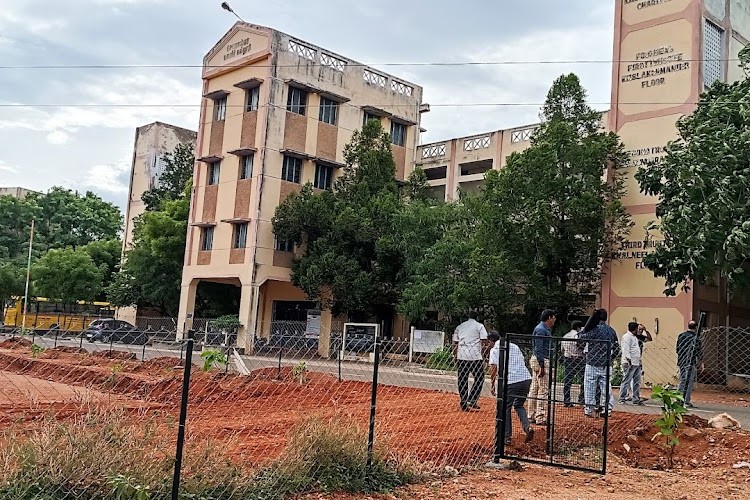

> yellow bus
[2,297,114,332]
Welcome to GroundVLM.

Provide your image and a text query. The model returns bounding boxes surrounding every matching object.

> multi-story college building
[176,22,424,353]
[177,2,750,371]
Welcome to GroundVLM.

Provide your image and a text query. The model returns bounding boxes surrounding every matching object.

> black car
[85,319,148,345]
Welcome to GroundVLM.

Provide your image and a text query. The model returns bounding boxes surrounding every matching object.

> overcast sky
[0,0,615,211]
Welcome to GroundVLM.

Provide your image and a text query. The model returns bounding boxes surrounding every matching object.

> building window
[245,86,260,112]
[363,112,380,128]
[703,19,724,87]
[287,87,307,115]
[201,227,214,251]
[233,223,248,249]
[390,122,406,147]
[281,155,302,183]
[240,154,254,179]
[214,97,227,121]
[208,162,221,185]
[314,163,333,190]
[319,97,338,125]
[275,238,294,252]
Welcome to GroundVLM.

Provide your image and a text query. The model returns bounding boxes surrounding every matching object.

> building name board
[615,239,664,269]
[224,38,252,62]
[621,45,690,89]
[624,0,673,10]
[626,144,667,168]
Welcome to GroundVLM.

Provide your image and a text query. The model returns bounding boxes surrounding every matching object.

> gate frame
[493,334,610,475]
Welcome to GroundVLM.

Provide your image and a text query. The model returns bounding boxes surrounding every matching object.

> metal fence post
[545,338,555,459]
[54,328,59,349]
[79,332,83,349]
[172,330,195,500]
[493,335,509,462]
[602,345,611,475]
[366,327,382,468]
[338,339,342,382]
[277,335,284,379]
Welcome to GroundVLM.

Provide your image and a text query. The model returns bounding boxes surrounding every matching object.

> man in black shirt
[675,320,704,408]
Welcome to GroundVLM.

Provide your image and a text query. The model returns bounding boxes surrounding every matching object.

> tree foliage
[141,143,195,211]
[273,120,403,317]
[107,196,189,316]
[32,248,103,306]
[0,263,24,317]
[636,46,750,295]
[400,74,632,328]
[83,239,122,300]
[481,74,631,319]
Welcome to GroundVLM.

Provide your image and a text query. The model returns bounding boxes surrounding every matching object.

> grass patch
[0,410,416,499]
[248,417,415,499]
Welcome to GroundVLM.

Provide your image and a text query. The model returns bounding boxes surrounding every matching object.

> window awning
[233,78,264,90]
[221,217,252,224]
[280,148,315,160]
[227,147,257,156]
[190,221,217,228]
[203,89,230,100]
[197,155,223,163]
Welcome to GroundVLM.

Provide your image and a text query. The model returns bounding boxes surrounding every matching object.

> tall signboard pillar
[604,0,703,384]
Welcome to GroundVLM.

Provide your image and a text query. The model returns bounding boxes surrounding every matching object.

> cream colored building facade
[0,187,38,199]
[414,0,750,384]
[118,122,196,324]
[177,23,423,352]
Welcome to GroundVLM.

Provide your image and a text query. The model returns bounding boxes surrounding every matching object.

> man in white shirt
[619,322,644,405]
[561,320,585,407]
[489,332,534,445]
[452,311,489,412]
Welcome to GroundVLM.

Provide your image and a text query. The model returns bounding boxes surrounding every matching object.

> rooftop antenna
[220,2,244,22]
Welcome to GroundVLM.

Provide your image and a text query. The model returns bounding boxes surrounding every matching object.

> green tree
[83,239,122,300]
[636,46,750,295]
[32,248,103,307]
[0,196,39,260]
[29,188,122,252]
[141,143,195,211]
[478,74,632,321]
[0,263,25,318]
[107,196,189,316]
[273,120,402,318]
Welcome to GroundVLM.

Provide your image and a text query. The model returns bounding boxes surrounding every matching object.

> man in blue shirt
[578,309,620,417]
[528,309,555,425]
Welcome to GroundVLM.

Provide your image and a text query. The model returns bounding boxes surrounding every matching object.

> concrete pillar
[317,309,333,358]
[237,283,255,353]
[176,279,198,340]
[245,284,262,353]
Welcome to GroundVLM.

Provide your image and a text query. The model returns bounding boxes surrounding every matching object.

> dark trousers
[457,359,485,408]
[505,378,532,437]
[563,356,586,405]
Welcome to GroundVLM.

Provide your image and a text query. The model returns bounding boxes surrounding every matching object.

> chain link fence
[0,319,748,497]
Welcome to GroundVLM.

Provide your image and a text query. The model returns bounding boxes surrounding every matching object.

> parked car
[85,319,147,345]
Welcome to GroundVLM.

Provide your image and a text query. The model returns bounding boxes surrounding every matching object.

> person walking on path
[619,322,644,405]
[579,309,620,418]
[528,309,555,425]
[676,320,704,409]
[489,331,535,445]
[452,311,489,412]
[561,320,586,407]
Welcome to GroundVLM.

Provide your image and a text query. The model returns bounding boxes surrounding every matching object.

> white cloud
[46,130,71,144]
[0,160,18,173]
[76,161,130,194]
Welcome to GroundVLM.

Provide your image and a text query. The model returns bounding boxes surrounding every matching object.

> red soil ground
[0,343,748,475]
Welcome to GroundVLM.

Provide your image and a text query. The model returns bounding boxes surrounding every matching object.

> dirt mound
[131,356,186,373]
[40,347,87,359]
[0,338,32,349]
[92,350,138,361]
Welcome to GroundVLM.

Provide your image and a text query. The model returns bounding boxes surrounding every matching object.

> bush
[249,417,415,499]
[425,347,455,371]
[0,409,252,499]
[0,411,416,499]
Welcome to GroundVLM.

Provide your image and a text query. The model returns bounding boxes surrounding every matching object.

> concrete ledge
[151,341,184,351]
[403,366,456,376]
